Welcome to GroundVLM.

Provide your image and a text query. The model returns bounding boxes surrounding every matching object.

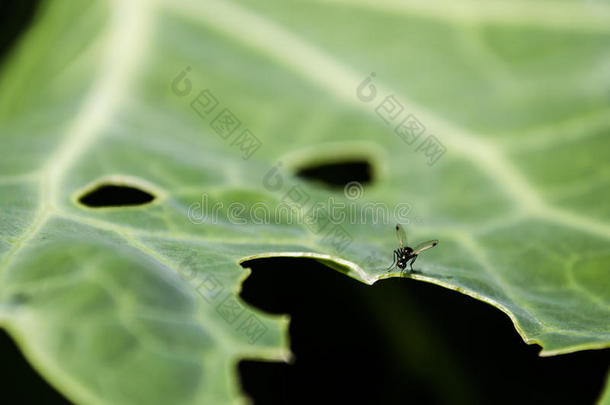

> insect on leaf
[0,0,609,404]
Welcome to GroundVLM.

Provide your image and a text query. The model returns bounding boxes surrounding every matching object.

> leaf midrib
[0,0,153,280]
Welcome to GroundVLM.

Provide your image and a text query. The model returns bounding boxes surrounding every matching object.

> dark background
[1,2,608,404]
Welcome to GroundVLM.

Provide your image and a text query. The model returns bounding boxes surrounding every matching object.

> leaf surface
[1,0,609,403]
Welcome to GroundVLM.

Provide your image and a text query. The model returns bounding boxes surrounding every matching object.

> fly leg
[386,250,399,271]
[409,255,418,273]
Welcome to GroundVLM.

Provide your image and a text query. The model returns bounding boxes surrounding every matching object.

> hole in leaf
[0,329,71,404]
[295,160,373,188]
[78,184,155,207]
[238,257,610,405]
[0,0,41,66]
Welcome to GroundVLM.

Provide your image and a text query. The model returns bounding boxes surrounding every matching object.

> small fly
[387,224,438,274]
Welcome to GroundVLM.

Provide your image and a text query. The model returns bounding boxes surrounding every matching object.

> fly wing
[413,240,438,254]
[395,224,407,249]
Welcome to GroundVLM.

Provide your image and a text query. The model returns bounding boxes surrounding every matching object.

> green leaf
[1,0,609,403]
